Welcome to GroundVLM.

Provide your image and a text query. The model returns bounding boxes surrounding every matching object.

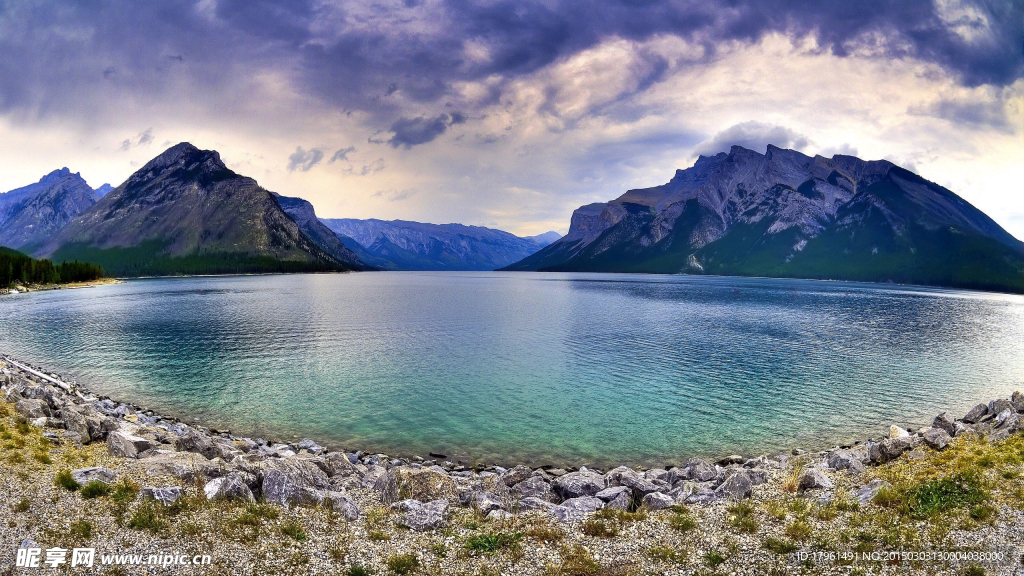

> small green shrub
[55,469,81,491]
[70,520,92,539]
[785,520,812,541]
[908,473,988,518]
[704,550,726,567]
[669,511,697,532]
[13,497,31,512]
[581,519,618,538]
[80,480,110,499]
[110,479,140,504]
[281,520,307,542]
[368,530,391,541]
[386,553,419,574]
[346,566,372,576]
[727,501,759,533]
[128,501,167,533]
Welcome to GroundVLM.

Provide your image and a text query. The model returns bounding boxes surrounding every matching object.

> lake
[1,272,1022,468]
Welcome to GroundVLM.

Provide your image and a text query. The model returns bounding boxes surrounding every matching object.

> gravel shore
[2,355,1023,576]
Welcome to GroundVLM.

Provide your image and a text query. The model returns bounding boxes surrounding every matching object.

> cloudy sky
[0,0,1021,237]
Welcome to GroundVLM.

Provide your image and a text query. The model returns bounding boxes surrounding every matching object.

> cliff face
[504,145,1024,293]
[0,168,99,250]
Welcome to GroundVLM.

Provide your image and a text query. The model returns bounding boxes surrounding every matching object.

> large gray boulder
[932,412,957,436]
[826,449,865,472]
[513,476,555,501]
[605,466,661,495]
[374,467,458,504]
[107,430,153,458]
[869,437,913,463]
[856,479,889,506]
[141,487,182,505]
[323,452,365,477]
[15,398,50,419]
[500,465,533,487]
[716,471,754,499]
[468,491,503,513]
[392,499,448,531]
[72,467,118,485]
[682,459,717,482]
[204,474,255,502]
[641,492,674,510]
[174,431,231,461]
[962,403,988,424]
[143,452,220,482]
[989,399,1013,418]
[260,458,330,506]
[922,427,952,450]
[549,496,604,522]
[1011,391,1024,413]
[594,486,630,502]
[552,468,605,499]
[798,469,834,492]
[321,490,361,520]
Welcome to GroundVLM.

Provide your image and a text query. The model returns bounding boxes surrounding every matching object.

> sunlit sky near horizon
[1,0,1022,238]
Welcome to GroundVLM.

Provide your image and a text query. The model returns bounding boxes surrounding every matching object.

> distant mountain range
[504,145,1024,293]
[320,218,560,271]
[32,143,365,276]
[0,143,555,276]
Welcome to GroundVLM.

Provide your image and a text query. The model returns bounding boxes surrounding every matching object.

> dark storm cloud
[387,113,466,148]
[0,0,1020,126]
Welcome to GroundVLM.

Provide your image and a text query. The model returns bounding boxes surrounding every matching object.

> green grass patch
[464,531,523,554]
[55,469,81,492]
[727,501,759,533]
[281,520,307,542]
[908,472,988,518]
[763,537,798,554]
[128,501,168,533]
[386,553,419,574]
[646,545,687,564]
[80,480,110,499]
[70,520,92,539]
[581,518,618,538]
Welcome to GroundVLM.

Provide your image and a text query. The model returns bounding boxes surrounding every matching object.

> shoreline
[0,277,121,295]
[2,354,1024,575]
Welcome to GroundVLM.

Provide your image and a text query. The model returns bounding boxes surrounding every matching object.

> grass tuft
[465,531,523,554]
[281,519,307,542]
[55,469,81,492]
[80,480,110,499]
[386,553,419,574]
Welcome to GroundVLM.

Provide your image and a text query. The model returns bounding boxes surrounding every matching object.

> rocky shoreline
[3,354,1024,575]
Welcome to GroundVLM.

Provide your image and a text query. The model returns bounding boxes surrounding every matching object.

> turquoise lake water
[1,272,1023,467]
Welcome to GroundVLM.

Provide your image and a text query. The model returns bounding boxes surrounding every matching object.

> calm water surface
[1,272,1022,467]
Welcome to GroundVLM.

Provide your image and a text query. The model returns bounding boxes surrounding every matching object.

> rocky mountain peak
[124,142,232,190]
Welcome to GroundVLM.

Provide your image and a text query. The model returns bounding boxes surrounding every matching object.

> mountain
[319,218,559,271]
[0,168,99,250]
[94,184,114,198]
[503,145,1024,293]
[523,231,562,246]
[38,143,365,276]
[272,193,371,270]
